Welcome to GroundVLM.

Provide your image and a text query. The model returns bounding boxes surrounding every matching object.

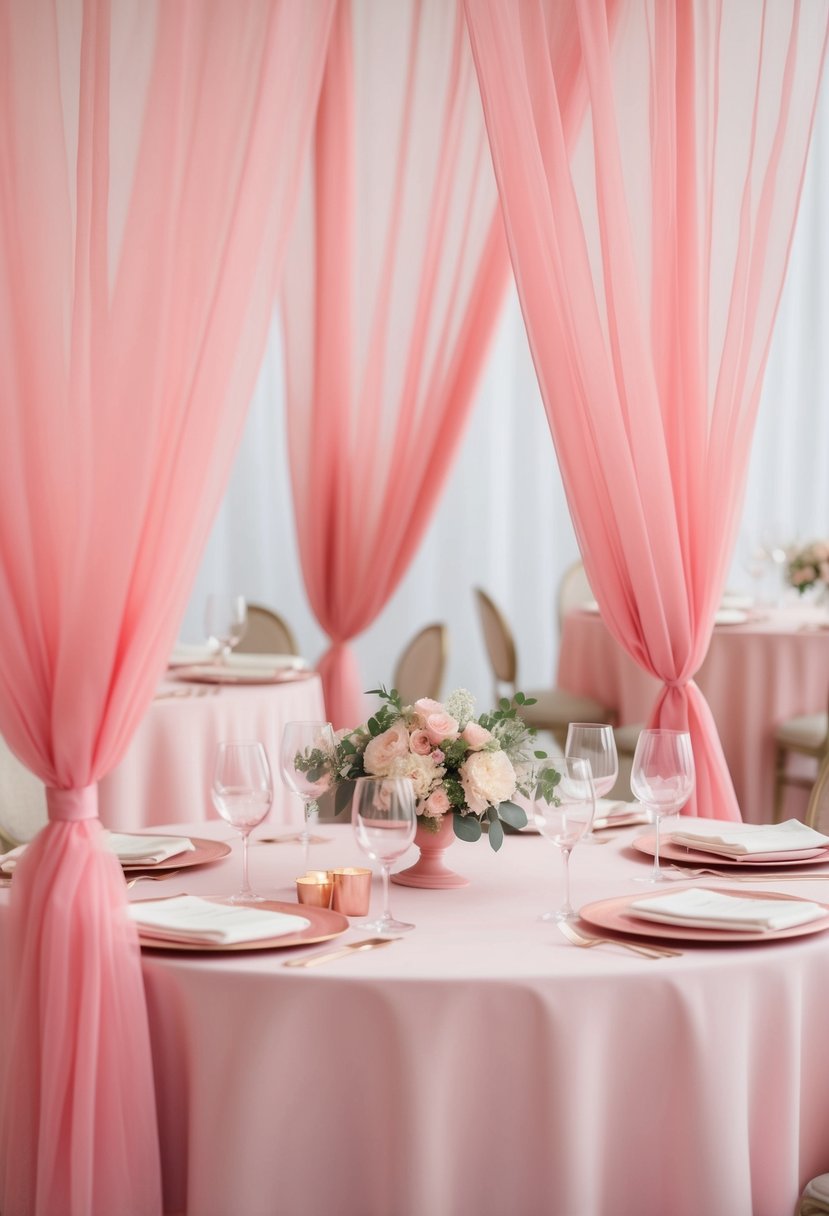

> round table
[557,606,829,823]
[97,672,326,832]
[102,821,829,1216]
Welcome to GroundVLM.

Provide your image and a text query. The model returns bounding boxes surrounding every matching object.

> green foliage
[535,765,562,805]
[496,800,528,830]
[453,813,482,843]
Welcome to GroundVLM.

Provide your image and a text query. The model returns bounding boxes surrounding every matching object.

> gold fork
[558,920,680,959]
[283,937,400,968]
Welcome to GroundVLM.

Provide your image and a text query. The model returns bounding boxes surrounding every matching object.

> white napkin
[225,653,307,672]
[669,818,829,858]
[169,642,218,667]
[629,887,825,932]
[128,895,310,945]
[0,833,196,873]
[106,833,195,864]
[593,800,651,830]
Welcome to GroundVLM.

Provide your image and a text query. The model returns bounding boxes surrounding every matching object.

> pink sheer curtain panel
[0,2,333,1213]
[465,0,828,818]
[281,0,510,729]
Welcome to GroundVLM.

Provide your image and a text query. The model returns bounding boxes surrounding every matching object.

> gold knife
[283,936,400,968]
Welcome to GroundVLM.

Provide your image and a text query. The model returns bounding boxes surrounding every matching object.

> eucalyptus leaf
[453,814,482,843]
[488,819,504,852]
[497,800,528,830]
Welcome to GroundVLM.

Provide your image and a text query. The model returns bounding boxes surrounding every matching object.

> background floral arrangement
[299,687,557,851]
[787,541,829,595]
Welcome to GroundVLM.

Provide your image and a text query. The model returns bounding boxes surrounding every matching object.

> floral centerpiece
[787,541,829,596]
[298,687,558,851]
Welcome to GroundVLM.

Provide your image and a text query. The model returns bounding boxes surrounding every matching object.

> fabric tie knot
[46,784,98,822]
[663,678,687,690]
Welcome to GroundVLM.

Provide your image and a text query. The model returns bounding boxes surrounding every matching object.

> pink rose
[461,722,493,751]
[409,729,432,756]
[413,698,458,745]
[363,723,411,776]
[421,787,451,819]
[431,749,445,764]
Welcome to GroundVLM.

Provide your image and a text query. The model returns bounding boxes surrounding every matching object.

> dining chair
[798,1174,829,1216]
[805,751,829,833]
[235,603,300,657]
[392,623,448,705]
[473,587,611,746]
[556,559,595,631]
[771,688,828,822]
[0,735,47,849]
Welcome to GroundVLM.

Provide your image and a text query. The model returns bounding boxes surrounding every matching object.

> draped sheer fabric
[281,0,509,729]
[465,0,829,818]
[0,2,333,1212]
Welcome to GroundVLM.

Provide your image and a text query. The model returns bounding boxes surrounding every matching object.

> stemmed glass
[565,723,618,843]
[205,594,247,664]
[630,729,695,884]
[279,721,336,868]
[531,756,596,923]
[211,741,273,903]
[351,777,417,935]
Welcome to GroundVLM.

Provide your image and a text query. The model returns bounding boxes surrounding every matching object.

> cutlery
[667,865,829,882]
[283,936,400,968]
[125,871,181,890]
[557,921,680,959]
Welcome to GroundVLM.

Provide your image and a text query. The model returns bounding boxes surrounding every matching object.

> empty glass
[279,721,336,868]
[565,722,618,842]
[205,594,247,663]
[532,756,596,923]
[352,777,417,935]
[630,729,695,883]
[211,741,273,902]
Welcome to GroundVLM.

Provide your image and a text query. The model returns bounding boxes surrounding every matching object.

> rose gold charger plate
[171,665,313,686]
[632,832,829,868]
[135,900,348,953]
[579,887,829,945]
[120,836,231,873]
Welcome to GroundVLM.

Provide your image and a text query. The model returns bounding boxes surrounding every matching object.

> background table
[98,672,325,832]
[40,820,829,1216]
[557,606,829,823]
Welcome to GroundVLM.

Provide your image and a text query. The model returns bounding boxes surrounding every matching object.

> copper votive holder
[331,867,372,916]
[296,873,334,908]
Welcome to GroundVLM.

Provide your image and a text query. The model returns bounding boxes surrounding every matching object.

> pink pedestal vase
[392,813,469,889]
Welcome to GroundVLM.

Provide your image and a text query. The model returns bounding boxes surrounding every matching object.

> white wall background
[180,73,829,715]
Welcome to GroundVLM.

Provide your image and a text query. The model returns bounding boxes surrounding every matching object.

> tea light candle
[331,867,372,916]
[296,873,334,908]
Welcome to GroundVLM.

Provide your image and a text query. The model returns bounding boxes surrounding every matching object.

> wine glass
[211,741,273,903]
[279,721,336,868]
[351,776,416,935]
[531,756,596,923]
[205,594,247,664]
[565,722,618,842]
[630,729,695,883]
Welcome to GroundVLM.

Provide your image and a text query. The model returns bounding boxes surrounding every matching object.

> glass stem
[380,863,392,924]
[560,847,573,918]
[653,814,661,881]
[240,831,253,898]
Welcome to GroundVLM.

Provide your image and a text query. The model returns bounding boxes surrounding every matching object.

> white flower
[386,752,444,801]
[459,749,517,816]
[444,689,476,730]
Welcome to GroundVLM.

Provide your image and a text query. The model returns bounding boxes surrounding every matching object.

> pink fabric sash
[46,785,98,823]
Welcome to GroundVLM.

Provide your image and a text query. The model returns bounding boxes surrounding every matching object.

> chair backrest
[0,736,48,848]
[393,624,448,706]
[474,588,517,702]
[557,560,594,629]
[235,603,299,656]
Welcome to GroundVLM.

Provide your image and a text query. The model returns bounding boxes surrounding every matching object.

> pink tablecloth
[558,607,829,823]
[34,820,828,1216]
[98,673,326,831]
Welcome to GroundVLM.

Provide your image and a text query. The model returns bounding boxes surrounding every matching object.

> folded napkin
[629,887,825,932]
[169,642,218,667]
[225,653,307,672]
[669,818,829,858]
[128,895,310,945]
[0,833,196,873]
[106,833,195,865]
[593,800,651,830]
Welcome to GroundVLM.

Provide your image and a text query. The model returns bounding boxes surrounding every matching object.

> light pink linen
[0,3,333,1212]
[282,0,510,728]
[559,607,829,824]
[98,676,326,831]
[465,0,829,818]
[49,821,829,1216]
